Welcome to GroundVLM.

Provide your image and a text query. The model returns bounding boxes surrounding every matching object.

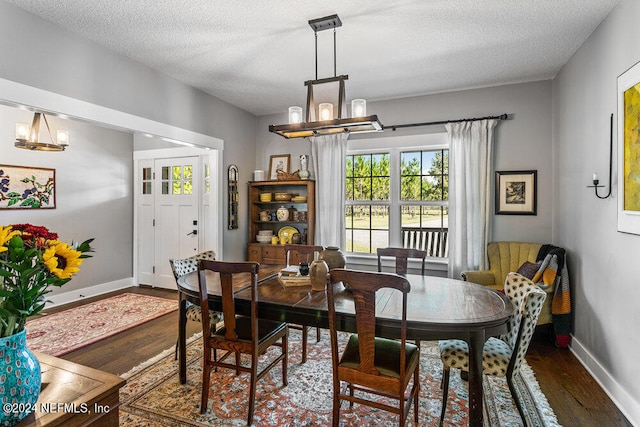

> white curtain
[310,133,349,248]
[446,119,498,279]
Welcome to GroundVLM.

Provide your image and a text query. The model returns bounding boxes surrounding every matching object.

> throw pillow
[516,261,540,280]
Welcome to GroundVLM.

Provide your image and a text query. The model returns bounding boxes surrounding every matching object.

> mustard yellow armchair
[461,242,553,325]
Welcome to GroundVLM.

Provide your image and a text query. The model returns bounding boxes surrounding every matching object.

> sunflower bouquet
[0,224,93,337]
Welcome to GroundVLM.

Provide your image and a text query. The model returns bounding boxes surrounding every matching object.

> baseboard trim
[570,335,640,425]
[45,278,135,308]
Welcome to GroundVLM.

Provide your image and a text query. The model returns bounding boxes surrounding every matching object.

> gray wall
[0,1,255,261]
[552,0,640,422]
[0,104,133,294]
[257,80,554,245]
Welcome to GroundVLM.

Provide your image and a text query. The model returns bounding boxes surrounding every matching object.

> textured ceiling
[6,0,618,116]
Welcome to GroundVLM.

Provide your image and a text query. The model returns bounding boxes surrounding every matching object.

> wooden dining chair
[438,272,547,426]
[197,260,288,425]
[327,268,420,426]
[169,250,220,359]
[377,247,427,276]
[284,244,324,363]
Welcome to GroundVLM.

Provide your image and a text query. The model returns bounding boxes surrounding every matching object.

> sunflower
[0,225,19,253]
[43,242,84,279]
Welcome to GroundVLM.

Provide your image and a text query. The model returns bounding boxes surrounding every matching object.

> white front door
[137,156,200,289]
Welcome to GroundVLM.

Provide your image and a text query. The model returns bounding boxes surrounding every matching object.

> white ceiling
[6,0,618,117]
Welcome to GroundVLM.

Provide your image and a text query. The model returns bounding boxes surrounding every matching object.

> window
[345,145,448,258]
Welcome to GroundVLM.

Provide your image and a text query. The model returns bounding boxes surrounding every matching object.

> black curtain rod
[384,113,509,131]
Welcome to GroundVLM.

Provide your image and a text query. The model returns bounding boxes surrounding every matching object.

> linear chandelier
[15,112,69,151]
[269,14,383,139]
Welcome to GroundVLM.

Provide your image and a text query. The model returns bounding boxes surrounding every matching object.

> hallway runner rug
[25,293,177,357]
[119,330,560,426]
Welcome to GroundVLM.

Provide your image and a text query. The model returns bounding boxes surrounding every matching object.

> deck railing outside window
[401,226,449,258]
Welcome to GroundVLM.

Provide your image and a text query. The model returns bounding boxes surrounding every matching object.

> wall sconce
[14,112,69,151]
[587,113,613,199]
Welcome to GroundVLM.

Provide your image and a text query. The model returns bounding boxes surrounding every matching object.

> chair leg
[439,367,450,426]
[247,355,258,426]
[413,365,420,423]
[507,374,529,427]
[174,338,178,360]
[332,383,341,427]
[282,333,288,386]
[316,327,321,342]
[301,326,308,363]
[200,362,211,414]
[236,351,241,375]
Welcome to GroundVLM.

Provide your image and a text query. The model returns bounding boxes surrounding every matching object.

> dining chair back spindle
[284,244,324,362]
[197,260,288,425]
[377,247,427,276]
[327,268,420,426]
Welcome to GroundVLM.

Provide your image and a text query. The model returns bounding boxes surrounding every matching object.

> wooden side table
[17,351,125,426]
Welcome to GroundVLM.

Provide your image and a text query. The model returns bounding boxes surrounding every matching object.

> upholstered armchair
[461,241,553,325]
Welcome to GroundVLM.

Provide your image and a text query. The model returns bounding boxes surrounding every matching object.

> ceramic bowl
[260,192,272,202]
[256,235,272,243]
[258,230,273,236]
[274,192,291,201]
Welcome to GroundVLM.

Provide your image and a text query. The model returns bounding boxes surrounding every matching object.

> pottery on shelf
[318,246,346,270]
[299,154,310,180]
[277,205,289,221]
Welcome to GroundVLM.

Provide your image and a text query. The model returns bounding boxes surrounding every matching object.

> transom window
[345,145,449,257]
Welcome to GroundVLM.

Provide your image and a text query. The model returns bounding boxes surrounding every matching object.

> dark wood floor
[43,286,630,426]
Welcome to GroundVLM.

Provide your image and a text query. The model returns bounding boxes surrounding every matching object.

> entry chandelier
[15,112,69,151]
[269,14,383,139]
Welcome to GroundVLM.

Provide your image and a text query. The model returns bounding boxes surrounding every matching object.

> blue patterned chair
[438,272,546,426]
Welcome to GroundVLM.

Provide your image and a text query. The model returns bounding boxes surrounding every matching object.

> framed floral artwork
[618,60,640,235]
[495,170,537,215]
[0,165,56,209]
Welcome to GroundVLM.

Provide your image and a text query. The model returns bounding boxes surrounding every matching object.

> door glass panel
[142,167,151,180]
[172,166,182,180]
[162,166,170,180]
[142,182,151,194]
[172,181,182,195]
[184,165,193,180]
[162,181,169,194]
[184,181,193,195]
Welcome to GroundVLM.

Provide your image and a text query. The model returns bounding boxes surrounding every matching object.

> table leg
[467,331,485,427]
[179,294,187,384]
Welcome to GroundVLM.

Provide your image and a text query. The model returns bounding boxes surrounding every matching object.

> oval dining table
[176,265,514,427]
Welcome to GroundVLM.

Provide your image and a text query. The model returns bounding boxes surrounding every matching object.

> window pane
[162,166,169,180]
[142,182,151,194]
[205,180,210,194]
[353,178,370,200]
[371,177,389,200]
[142,167,151,180]
[346,156,354,178]
[184,165,193,180]
[352,155,371,176]
[346,177,354,200]
[204,164,210,178]
[401,205,448,257]
[184,180,193,195]
[345,205,354,228]
[401,176,420,201]
[371,230,389,253]
[172,166,182,180]
[172,181,182,195]
[371,205,389,230]
[162,181,169,194]
[371,153,389,175]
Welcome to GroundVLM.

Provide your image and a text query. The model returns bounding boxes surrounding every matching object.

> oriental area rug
[119,330,560,426]
[25,293,178,356]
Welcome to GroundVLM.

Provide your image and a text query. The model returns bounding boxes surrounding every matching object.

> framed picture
[617,60,640,235]
[0,164,56,209]
[495,170,537,215]
[268,154,290,180]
